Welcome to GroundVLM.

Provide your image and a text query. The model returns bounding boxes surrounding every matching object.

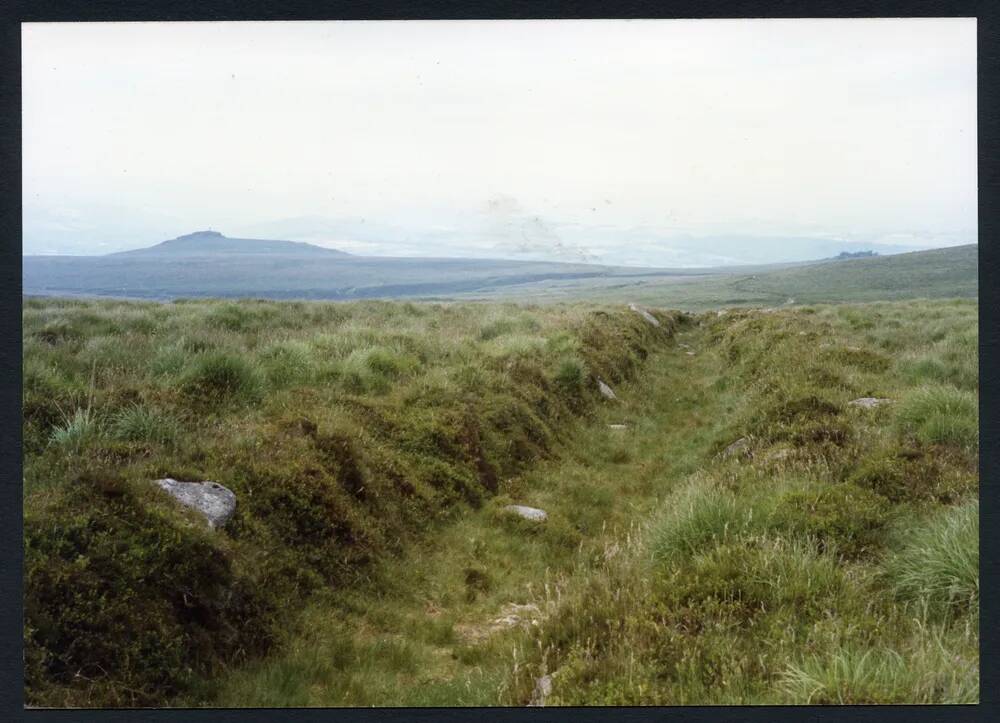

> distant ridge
[110,230,351,257]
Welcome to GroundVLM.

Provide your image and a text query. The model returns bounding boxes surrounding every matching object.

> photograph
[20,17,979,708]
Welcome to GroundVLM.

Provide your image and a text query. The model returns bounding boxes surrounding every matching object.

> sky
[22,19,977,266]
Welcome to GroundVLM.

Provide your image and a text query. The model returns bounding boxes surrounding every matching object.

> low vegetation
[500,299,978,705]
[22,296,978,706]
[22,297,679,706]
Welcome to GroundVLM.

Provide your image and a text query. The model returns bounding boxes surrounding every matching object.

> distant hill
[111,230,351,257]
[433,244,978,309]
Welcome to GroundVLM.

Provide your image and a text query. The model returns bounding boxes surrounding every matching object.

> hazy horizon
[22,19,977,266]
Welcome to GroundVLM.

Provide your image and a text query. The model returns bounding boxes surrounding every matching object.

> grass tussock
[884,501,979,619]
[894,385,978,450]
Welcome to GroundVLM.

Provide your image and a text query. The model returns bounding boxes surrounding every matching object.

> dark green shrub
[659,537,847,621]
[771,483,890,559]
[24,472,275,707]
[463,565,492,601]
[746,395,851,447]
[848,446,972,504]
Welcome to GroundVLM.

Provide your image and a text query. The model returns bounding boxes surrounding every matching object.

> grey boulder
[628,303,661,327]
[597,379,618,401]
[504,505,548,522]
[849,397,892,409]
[528,674,553,707]
[154,478,236,529]
[721,437,752,459]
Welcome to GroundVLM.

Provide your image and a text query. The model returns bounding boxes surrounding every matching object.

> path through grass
[202,325,730,706]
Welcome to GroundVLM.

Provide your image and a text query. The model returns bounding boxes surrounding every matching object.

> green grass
[894,385,979,450]
[885,501,979,619]
[22,297,680,707]
[22,296,978,707]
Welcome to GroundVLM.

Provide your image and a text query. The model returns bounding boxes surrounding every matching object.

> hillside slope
[449,245,978,309]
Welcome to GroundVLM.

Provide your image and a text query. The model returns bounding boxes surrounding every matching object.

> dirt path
[202,322,735,707]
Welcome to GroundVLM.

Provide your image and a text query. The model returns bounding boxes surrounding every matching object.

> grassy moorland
[22,296,978,706]
[22,297,677,706]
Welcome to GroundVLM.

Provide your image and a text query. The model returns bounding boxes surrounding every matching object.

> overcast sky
[22,19,977,265]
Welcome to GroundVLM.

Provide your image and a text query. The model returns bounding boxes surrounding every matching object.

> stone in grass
[628,303,661,327]
[153,478,236,529]
[849,397,893,409]
[598,379,618,401]
[721,436,752,460]
[528,674,553,707]
[504,505,548,522]
[608,423,629,431]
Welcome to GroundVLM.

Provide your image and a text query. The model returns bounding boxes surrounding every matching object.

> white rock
[685,351,696,356]
[721,437,752,459]
[492,603,542,628]
[849,397,892,409]
[528,674,553,707]
[598,379,618,400]
[608,424,628,430]
[153,478,236,529]
[504,505,548,522]
[628,303,660,327]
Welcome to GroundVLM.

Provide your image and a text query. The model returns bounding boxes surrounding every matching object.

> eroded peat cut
[22,298,683,707]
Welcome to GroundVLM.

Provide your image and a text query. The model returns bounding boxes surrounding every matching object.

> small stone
[685,351,696,356]
[628,303,660,327]
[608,424,628,430]
[598,379,618,400]
[849,397,892,409]
[721,437,752,460]
[528,674,553,707]
[153,478,236,529]
[504,505,548,522]
[493,603,542,628]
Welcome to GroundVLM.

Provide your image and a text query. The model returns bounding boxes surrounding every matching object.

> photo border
[1,2,995,722]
